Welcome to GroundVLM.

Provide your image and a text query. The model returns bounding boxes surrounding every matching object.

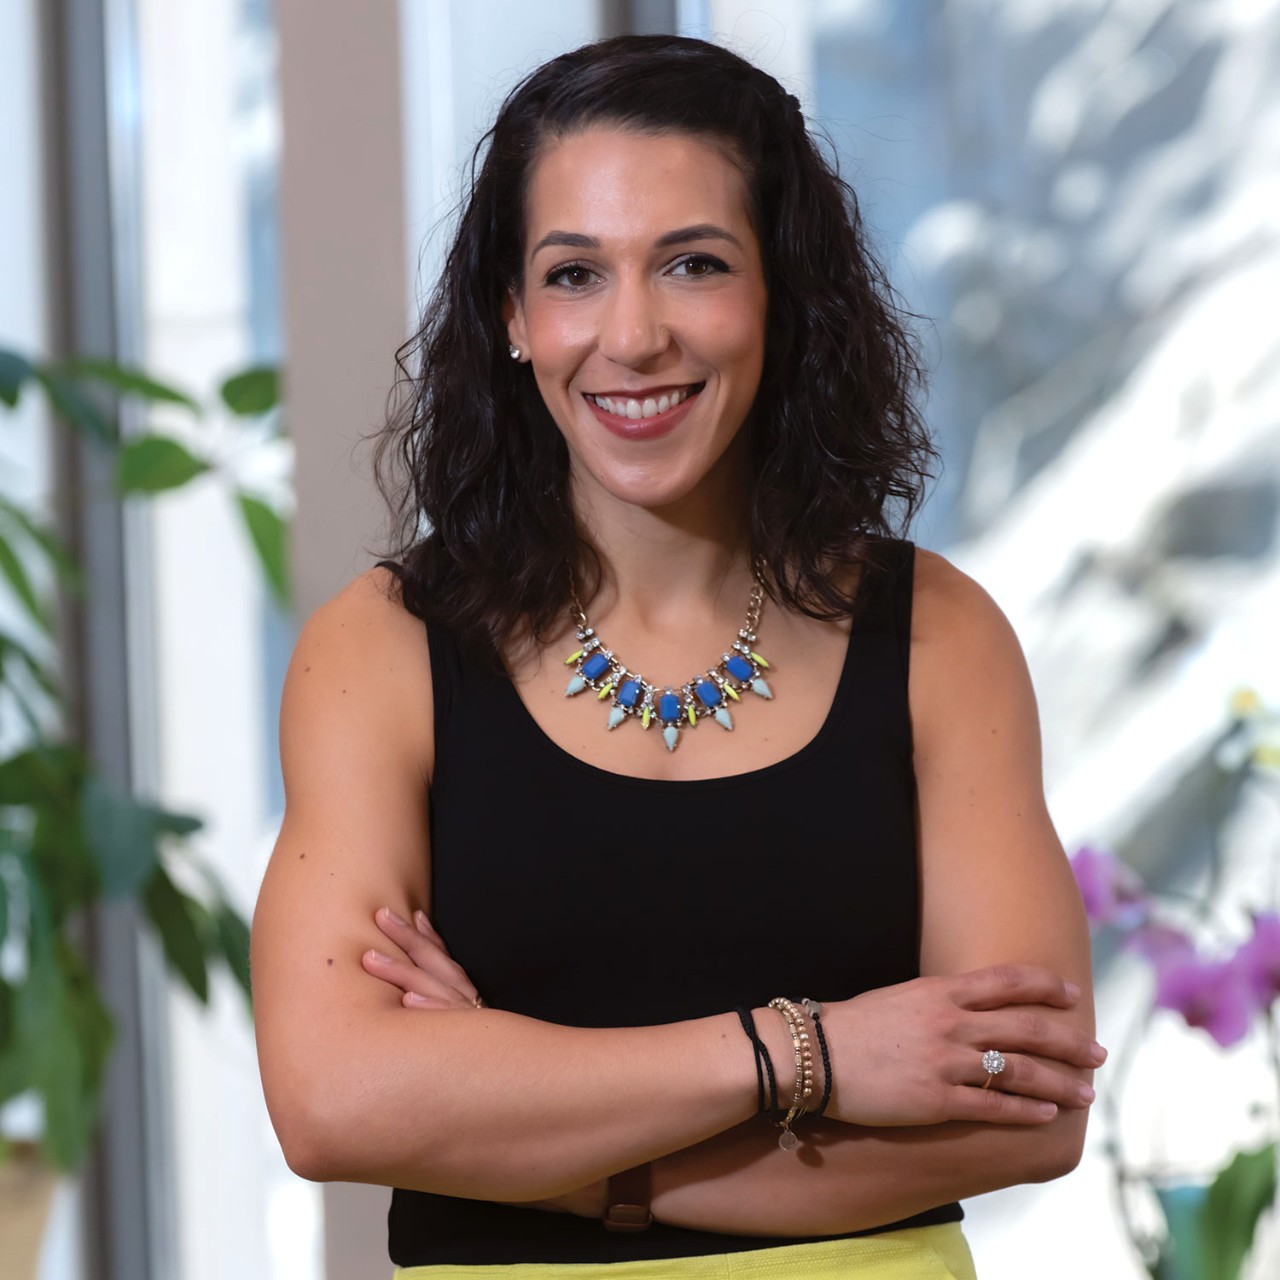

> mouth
[582,383,705,441]
[583,383,704,421]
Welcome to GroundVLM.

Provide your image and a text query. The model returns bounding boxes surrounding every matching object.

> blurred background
[2,0,1277,1277]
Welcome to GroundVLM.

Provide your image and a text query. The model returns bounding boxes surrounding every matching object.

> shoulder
[282,565,434,787]
[906,547,1038,763]
[910,545,1014,647]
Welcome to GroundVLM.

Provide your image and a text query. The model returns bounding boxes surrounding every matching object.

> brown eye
[671,254,728,278]
[546,263,595,288]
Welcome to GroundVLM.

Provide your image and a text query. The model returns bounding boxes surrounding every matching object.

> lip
[583,386,703,441]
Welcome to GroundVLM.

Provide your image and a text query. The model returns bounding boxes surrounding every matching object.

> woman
[251,34,1102,1279]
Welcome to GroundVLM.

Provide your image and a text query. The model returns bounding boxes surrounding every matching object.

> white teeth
[589,386,694,419]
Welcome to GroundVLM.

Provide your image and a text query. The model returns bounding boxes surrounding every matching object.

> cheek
[524,300,595,363]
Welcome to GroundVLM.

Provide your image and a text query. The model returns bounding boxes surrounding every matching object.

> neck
[568,446,756,633]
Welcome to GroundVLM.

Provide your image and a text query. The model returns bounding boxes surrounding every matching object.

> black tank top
[379,539,962,1266]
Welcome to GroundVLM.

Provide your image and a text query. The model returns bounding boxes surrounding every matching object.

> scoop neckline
[498,609,866,792]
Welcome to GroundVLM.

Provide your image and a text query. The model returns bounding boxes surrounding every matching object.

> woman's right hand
[811,964,1105,1128]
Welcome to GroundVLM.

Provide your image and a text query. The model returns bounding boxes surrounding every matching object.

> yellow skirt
[393,1222,976,1279]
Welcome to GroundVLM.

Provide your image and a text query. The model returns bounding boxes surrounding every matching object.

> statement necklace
[562,568,774,752]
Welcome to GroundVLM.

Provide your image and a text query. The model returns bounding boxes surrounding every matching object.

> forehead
[523,127,753,251]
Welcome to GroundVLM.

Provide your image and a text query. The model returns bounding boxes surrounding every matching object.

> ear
[503,289,529,361]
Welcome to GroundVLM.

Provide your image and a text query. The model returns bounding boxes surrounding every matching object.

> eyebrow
[529,223,743,257]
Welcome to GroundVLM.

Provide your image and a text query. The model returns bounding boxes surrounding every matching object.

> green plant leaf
[0,530,52,634]
[214,903,253,1008]
[62,357,200,413]
[236,491,290,607]
[0,494,86,593]
[34,368,115,442]
[142,866,209,1003]
[0,628,64,707]
[19,939,115,1169]
[1199,1142,1277,1280]
[0,349,34,407]
[0,743,87,806]
[32,801,100,926]
[79,775,162,898]
[0,975,33,1106]
[151,807,204,838]
[220,366,280,415]
[115,434,211,494]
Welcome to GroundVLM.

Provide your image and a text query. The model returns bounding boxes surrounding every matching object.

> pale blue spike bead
[607,707,626,730]
[663,725,680,752]
[713,707,734,731]
[565,675,586,696]
[750,677,773,699]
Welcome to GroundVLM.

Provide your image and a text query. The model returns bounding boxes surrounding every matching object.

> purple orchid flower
[1153,950,1260,1048]
[1235,911,1280,1009]
[1070,845,1151,928]
[1125,921,1196,967]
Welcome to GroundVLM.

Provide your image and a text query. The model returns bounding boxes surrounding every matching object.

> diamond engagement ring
[981,1049,1006,1088]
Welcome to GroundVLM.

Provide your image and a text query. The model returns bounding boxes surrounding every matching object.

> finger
[949,1085,1061,1126]
[361,948,470,1004]
[959,1051,1096,1110]
[375,908,478,998]
[403,990,468,1010]
[414,909,447,947]
[956,965,1081,1012]
[979,1009,1108,1069]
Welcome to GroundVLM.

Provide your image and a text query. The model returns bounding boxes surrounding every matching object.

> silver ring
[981,1049,1006,1088]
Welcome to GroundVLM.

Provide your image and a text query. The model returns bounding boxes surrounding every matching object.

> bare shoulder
[907,547,1031,739]
[283,565,434,788]
[910,545,1017,650]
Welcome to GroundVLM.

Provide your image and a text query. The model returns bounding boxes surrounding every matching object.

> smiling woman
[509,128,767,509]
[250,33,1100,1280]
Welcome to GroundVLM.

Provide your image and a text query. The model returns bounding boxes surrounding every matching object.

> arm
[624,549,1102,1232]
[252,568,786,1200]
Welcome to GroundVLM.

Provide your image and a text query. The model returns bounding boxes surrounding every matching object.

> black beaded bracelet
[803,998,833,1119]
[733,1006,778,1116]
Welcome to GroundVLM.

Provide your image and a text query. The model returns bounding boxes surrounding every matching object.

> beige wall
[278,0,408,623]
[276,2,407,1273]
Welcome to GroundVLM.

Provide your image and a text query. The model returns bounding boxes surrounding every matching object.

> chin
[578,452,722,512]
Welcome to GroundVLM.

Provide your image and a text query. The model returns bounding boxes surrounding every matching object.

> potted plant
[0,350,287,1272]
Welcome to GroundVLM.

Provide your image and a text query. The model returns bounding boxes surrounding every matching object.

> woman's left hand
[360,905,484,1010]
[360,906,610,1219]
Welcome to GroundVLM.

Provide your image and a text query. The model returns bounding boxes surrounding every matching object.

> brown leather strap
[602,1161,653,1232]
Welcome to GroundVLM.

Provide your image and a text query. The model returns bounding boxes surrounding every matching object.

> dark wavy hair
[372,33,936,657]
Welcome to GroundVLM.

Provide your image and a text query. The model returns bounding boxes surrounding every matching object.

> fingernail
[1064,981,1082,1000]
[1090,1041,1108,1065]
[367,949,392,964]
[404,992,431,1006]
[414,910,435,936]
[1077,1084,1096,1104]
[382,908,408,927]
[1038,1102,1058,1118]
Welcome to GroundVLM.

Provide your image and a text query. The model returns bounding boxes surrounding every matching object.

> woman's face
[506,126,768,513]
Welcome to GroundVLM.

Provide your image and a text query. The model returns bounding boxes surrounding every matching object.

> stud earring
[509,345,522,360]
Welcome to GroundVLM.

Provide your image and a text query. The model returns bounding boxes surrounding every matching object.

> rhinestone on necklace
[562,565,774,752]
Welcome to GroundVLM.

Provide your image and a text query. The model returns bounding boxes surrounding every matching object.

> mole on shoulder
[299,852,306,859]
[326,958,333,966]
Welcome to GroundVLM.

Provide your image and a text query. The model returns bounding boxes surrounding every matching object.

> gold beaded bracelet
[767,996,814,1150]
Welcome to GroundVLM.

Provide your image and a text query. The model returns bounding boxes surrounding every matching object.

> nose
[596,273,670,366]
